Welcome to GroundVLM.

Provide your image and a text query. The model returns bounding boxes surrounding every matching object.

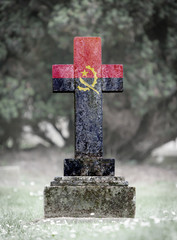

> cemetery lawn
[0,149,177,240]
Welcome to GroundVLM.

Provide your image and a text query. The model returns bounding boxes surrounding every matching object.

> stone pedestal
[44,176,136,218]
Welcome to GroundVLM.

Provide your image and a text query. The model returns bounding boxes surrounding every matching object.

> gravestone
[44,37,136,218]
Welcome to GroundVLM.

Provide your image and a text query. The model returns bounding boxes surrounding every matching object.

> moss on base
[44,177,136,218]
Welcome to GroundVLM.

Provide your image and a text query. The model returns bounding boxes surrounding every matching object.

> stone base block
[44,176,136,218]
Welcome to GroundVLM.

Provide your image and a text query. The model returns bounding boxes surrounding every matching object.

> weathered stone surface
[75,78,103,159]
[51,176,128,186]
[53,78,75,92]
[64,159,114,176]
[44,177,135,218]
[102,78,123,92]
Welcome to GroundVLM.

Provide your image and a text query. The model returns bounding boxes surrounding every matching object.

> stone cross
[52,37,123,176]
[45,37,135,219]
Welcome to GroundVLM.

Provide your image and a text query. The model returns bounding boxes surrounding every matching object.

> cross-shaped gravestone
[44,37,135,218]
[52,37,123,176]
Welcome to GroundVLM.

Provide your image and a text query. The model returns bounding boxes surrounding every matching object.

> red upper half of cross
[74,37,102,78]
[52,37,123,79]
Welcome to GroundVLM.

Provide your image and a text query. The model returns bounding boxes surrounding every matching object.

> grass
[0,179,177,240]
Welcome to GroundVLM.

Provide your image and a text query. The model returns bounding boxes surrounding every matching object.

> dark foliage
[0,0,176,160]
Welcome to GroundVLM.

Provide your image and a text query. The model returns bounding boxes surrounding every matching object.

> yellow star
[81,69,88,77]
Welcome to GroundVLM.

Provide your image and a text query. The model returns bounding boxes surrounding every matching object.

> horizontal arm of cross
[52,64,123,93]
[52,65,74,92]
[102,64,123,92]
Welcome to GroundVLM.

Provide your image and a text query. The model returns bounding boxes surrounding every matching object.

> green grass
[0,180,177,240]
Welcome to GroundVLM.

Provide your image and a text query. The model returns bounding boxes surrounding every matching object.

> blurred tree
[0,0,176,160]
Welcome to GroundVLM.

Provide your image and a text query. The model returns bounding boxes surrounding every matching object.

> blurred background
[0,0,177,166]
[1,2,177,238]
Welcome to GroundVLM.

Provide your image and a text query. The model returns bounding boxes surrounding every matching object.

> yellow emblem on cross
[78,66,99,95]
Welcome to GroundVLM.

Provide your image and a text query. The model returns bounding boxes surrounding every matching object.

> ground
[0,147,177,240]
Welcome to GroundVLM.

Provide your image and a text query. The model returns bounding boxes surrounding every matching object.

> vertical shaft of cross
[74,37,103,159]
